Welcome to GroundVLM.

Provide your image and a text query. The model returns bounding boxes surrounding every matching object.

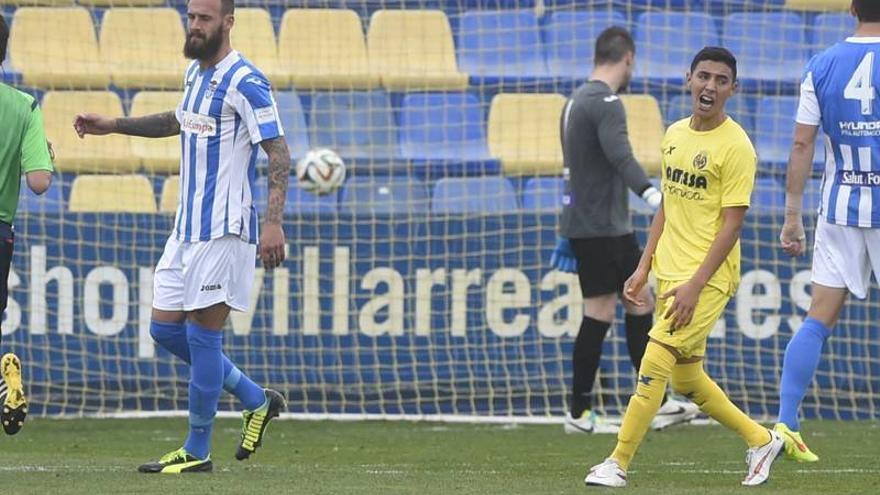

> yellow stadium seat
[9,7,109,88]
[620,95,664,176]
[159,175,179,213]
[0,0,74,6]
[231,8,289,88]
[785,0,850,10]
[130,91,182,174]
[42,91,140,173]
[69,175,157,213]
[100,8,189,89]
[488,93,566,176]
[79,0,164,6]
[279,9,378,90]
[367,10,467,91]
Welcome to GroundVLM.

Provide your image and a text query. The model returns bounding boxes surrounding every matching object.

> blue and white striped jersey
[798,37,880,228]
[174,50,283,244]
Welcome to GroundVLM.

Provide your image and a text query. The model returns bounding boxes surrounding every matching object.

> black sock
[571,316,612,418]
[625,313,666,404]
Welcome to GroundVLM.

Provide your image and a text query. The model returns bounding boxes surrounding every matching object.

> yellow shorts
[648,279,731,358]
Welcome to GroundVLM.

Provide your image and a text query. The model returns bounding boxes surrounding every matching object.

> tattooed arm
[258,136,291,269]
[74,111,180,138]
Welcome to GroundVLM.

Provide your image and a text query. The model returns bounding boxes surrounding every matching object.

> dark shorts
[571,233,642,298]
[0,222,12,339]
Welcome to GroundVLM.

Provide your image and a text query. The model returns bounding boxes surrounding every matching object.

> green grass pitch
[0,419,876,494]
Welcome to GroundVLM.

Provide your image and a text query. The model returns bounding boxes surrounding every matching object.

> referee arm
[595,100,660,206]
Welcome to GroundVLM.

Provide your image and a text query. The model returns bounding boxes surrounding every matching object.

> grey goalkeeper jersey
[558,80,653,239]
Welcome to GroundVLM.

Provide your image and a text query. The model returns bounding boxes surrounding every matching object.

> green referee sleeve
[21,104,54,174]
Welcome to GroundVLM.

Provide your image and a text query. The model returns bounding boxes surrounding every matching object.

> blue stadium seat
[308,91,400,161]
[755,96,825,172]
[543,11,627,79]
[274,91,310,159]
[18,178,64,215]
[399,93,491,161]
[457,10,548,81]
[664,94,754,136]
[431,177,519,213]
[545,0,698,8]
[812,13,856,54]
[703,0,784,14]
[254,176,338,214]
[722,13,808,90]
[634,12,720,85]
[521,177,564,211]
[752,177,785,213]
[340,176,430,214]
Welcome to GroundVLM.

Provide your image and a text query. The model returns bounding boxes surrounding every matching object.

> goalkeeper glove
[549,236,578,273]
[641,186,662,210]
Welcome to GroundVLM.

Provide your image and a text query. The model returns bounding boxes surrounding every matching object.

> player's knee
[583,294,617,322]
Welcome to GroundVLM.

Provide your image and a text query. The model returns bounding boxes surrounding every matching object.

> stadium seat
[0,0,74,6]
[521,177,564,212]
[634,12,720,85]
[755,96,825,172]
[722,13,808,88]
[752,177,786,213]
[278,9,379,90]
[253,176,338,214]
[18,177,64,215]
[703,0,784,14]
[79,0,163,6]
[340,176,430,214]
[812,13,857,53]
[399,93,491,161]
[9,7,110,88]
[42,91,140,173]
[100,8,189,89]
[620,95,664,177]
[543,11,627,79]
[159,175,179,213]
[129,91,182,174]
[457,10,549,81]
[68,175,157,213]
[487,93,565,175]
[367,10,468,91]
[230,8,289,88]
[665,94,754,136]
[308,91,400,160]
[430,177,519,214]
[785,0,850,11]
[274,91,311,159]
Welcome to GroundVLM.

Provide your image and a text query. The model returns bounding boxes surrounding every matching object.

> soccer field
[1,419,876,494]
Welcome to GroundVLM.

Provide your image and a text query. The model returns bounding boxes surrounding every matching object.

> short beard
[183,27,223,60]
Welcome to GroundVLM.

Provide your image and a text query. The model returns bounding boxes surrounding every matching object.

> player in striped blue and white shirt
[776,0,880,463]
[75,0,289,473]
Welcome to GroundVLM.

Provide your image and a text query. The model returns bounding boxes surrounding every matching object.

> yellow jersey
[653,116,757,295]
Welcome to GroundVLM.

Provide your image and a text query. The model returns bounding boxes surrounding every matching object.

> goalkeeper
[0,16,55,435]
[551,26,697,434]
[584,47,784,488]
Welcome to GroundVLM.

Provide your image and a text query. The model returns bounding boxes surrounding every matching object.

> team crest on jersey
[693,151,709,170]
[204,79,219,98]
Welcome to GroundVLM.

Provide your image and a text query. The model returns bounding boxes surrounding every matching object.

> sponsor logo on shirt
[664,166,708,201]
[837,170,880,187]
[180,111,218,138]
[839,120,880,137]
[254,106,276,125]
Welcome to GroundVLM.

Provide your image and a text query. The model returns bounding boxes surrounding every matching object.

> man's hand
[622,267,650,307]
[780,216,806,257]
[549,237,577,273]
[259,223,286,270]
[659,280,703,331]
[73,113,116,138]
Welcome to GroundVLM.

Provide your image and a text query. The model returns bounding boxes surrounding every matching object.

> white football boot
[741,429,784,486]
[652,398,701,430]
[564,410,620,434]
[584,458,627,488]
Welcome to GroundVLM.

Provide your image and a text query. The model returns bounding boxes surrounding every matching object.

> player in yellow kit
[583,47,784,488]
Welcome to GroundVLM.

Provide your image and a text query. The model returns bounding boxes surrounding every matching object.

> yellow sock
[671,361,769,448]
[610,342,676,470]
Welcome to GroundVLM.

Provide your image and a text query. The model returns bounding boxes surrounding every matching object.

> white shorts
[153,235,257,312]
[811,217,880,299]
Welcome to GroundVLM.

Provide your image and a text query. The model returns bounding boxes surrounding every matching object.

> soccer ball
[295,148,346,196]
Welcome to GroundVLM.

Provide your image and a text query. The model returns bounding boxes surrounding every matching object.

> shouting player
[74,0,289,472]
[776,0,880,462]
[584,47,784,488]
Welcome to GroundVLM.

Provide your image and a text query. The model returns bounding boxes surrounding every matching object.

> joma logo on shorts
[200,283,222,292]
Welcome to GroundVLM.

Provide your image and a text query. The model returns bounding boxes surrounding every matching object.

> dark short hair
[594,26,635,66]
[0,15,8,66]
[690,46,737,81]
[854,0,880,23]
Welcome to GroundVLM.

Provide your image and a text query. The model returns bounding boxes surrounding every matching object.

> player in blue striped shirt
[75,0,289,473]
[777,0,880,463]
